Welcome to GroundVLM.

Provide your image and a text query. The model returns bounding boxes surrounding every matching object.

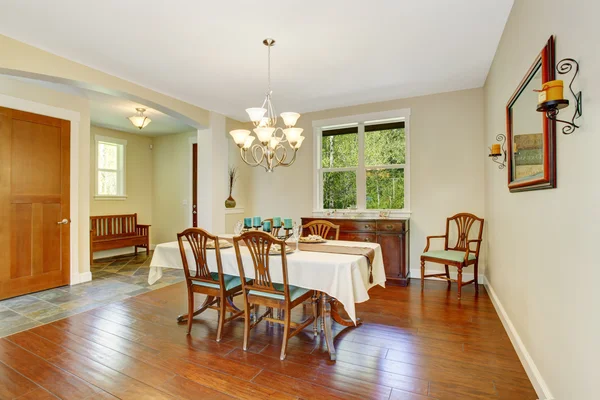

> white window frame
[94,135,127,200]
[313,109,411,218]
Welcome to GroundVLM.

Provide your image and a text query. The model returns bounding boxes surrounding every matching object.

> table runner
[298,243,375,283]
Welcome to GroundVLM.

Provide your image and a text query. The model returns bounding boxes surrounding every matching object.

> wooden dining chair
[420,213,484,300]
[177,228,245,341]
[233,231,318,360]
[302,219,340,240]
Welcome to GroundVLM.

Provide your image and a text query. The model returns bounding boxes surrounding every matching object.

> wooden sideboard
[301,217,410,286]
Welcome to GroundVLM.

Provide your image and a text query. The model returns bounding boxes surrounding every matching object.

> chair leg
[457,267,463,300]
[474,262,479,292]
[243,298,251,351]
[312,292,318,336]
[187,288,194,335]
[420,260,425,290]
[216,297,226,342]
[444,264,451,288]
[280,306,291,361]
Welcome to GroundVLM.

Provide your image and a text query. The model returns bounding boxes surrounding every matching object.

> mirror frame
[506,35,557,192]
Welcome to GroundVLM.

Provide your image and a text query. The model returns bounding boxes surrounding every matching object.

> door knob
[57,219,70,225]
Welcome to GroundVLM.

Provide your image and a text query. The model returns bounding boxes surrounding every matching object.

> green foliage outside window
[321,127,406,210]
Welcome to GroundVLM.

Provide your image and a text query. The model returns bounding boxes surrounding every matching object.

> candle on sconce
[513,143,518,153]
[252,216,262,227]
[243,217,252,228]
[273,217,282,227]
[491,143,501,155]
[263,221,271,232]
[283,218,293,229]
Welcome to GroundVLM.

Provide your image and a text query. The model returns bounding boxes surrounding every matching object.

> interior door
[192,143,197,227]
[0,107,70,300]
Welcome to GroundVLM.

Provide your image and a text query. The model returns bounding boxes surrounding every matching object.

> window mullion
[357,123,366,210]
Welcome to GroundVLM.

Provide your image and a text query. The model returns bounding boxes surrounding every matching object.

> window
[95,135,127,199]
[315,110,410,214]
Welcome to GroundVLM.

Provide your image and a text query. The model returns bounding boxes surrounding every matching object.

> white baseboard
[485,280,553,400]
[409,268,485,283]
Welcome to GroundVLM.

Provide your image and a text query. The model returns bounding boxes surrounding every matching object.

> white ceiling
[0,0,513,122]
[9,76,194,136]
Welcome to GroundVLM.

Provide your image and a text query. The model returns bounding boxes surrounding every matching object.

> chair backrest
[302,219,340,240]
[233,231,290,300]
[91,213,138,239]
[177,228,224,287]
[262,218,279,237]
[445,213,484,254]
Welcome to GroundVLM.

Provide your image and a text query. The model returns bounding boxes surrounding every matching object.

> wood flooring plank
[48,351,174,400]
[13,388,59,400]
[227,347,393,400]
[0,361,39,399]
[158,375,235,400]
[30,324,176,389]
[0,339,104,400]
[389,388,437,400]
[252,369,365,400]
[6,331,66,359]
[158,356,296,400]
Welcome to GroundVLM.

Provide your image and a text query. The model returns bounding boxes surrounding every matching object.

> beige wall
[247,88,486,277]
[483,1,599,399]
[225,118,253,232]
[90,126,153,258]
[152,131,196,244]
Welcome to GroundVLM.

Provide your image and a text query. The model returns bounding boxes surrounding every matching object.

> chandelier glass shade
[229,38,304,172]
[127,108,151,130]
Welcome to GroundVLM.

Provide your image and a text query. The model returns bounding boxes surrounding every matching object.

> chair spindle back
[177,228,223,286]
[233,231,290,300]
[445,213,484,253]
[302,219,340,240]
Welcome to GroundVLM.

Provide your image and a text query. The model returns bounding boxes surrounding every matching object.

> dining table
[148,234,387,360]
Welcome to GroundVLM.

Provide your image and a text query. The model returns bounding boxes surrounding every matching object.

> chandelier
[229,38,304,172]
[128,108,151,130]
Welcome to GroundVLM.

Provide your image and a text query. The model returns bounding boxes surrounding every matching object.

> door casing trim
[0,93,83,285]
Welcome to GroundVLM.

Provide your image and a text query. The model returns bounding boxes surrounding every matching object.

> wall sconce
[536,58,582,134]
[488,134,507,169]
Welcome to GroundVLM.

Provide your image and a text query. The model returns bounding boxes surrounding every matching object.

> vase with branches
[225,166,238,208]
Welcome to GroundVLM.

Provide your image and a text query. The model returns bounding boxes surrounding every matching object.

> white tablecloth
[148,239,386,323]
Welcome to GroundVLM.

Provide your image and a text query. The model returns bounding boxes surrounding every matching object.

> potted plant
[225,166,238,208]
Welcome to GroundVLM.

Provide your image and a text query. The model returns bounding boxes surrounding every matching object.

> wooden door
[192,143,198,227]
[0,107,70,300]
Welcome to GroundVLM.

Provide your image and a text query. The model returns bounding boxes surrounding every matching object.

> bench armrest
[424,235,446,252]
[136,224,151,237]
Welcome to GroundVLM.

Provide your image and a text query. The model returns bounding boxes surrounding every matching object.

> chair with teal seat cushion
[420,213,484,300]
[177,228,245,341]
[233,231,318,361]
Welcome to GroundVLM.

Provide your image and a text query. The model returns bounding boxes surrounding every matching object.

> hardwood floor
[0,280,537,399]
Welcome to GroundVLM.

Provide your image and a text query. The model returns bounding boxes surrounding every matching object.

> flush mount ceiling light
[229,38,304,172]
[128,108,152,130]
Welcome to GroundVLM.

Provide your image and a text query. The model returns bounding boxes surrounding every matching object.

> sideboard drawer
[337,220,377,232]
[376,220,406,233]
[339,232,377,243]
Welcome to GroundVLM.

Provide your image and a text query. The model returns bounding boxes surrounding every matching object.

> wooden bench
[90,213,150,264]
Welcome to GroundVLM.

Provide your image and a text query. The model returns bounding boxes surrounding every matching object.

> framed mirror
[506,36,557,192]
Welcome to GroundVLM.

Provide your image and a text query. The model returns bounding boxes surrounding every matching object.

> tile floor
[0,251,184,338]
